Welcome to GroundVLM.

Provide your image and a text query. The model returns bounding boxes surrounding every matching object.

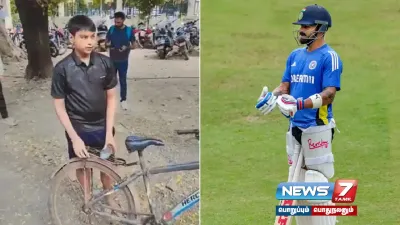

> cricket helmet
[293,4,332,32]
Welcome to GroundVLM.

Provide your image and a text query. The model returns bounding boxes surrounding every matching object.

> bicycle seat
[125,136,164,153]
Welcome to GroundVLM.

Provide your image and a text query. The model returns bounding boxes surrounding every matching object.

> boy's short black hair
[114,12,126,20]
[67,15,96,36]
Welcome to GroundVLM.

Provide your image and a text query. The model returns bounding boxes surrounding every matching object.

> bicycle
[49,132,199,225]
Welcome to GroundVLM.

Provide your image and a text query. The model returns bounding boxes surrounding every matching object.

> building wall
[194,0,200,16]
[0,0,12,29]
[187,0,200,18]
[58,2,65,17]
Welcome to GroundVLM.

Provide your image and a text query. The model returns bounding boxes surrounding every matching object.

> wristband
[297,98,305,110]
[309,94,323,108]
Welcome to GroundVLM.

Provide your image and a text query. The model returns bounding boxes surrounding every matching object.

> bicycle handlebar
[176,129,199,135]
[175,129,199,140]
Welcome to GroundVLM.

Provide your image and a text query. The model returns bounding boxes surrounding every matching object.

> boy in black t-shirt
[51,15,118,203]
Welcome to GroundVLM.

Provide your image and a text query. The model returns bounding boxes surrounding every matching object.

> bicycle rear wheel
[49,159,136,225]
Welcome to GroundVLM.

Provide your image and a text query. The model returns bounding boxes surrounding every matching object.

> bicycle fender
[50,156,117,179]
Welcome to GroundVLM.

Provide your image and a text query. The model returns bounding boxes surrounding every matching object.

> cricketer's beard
[298,31,318,45]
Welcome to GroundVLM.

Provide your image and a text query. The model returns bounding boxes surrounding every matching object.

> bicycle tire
[50,46,59,58]
[48,159,137,225]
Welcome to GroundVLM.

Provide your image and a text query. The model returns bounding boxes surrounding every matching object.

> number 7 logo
[332,179,358,203]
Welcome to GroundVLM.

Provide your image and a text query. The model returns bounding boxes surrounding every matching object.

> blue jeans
[113,60,128,101]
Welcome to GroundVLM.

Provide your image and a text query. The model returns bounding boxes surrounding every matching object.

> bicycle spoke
[92,210,141,225]
[95,203,131,215]
[61,166,84,202]
[57,167,96,225]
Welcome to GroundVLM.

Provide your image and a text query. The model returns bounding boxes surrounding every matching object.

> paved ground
[0,48,199,224]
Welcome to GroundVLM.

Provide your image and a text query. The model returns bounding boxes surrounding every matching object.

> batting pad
[305,170,330,204]
[296,201,337,225]
[295,200,312,225]
[311,201,337,225]
[301,123,335,179]
[294,170,309,225]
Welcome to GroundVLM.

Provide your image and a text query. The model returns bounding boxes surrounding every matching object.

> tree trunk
[15,0,53,80]
[0,19,25,62]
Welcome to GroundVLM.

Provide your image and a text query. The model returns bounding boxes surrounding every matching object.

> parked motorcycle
[136,22,154,49]
[96,23,108,52]
[178,19,199,48]
[154,28,172,59]
[49,32,60,58]
[165,30,189,60]
[53,22,72,49]
[50,28,68,55]
[151,20,165,45]
[18,34,27,52]
[18,33,58,58]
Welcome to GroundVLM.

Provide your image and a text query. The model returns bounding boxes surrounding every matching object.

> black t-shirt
[51,51,117,132]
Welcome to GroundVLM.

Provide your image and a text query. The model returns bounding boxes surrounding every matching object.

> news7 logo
[332,179,358,203]
[276,179,358,203]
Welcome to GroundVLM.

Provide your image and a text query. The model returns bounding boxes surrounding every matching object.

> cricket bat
[274,148,304,225]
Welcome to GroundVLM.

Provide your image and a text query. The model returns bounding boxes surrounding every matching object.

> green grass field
[201,0,400,224]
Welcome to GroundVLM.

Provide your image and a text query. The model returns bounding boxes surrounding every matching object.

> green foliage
[10,0,18,14]
[92,0,102,9]
[76,0,87,10]
[11,0,68,18]
[124,0,136,8]
[9,0,19,24]
[127,0,165,19]
[169,0,186,4]
[48,0,63,16]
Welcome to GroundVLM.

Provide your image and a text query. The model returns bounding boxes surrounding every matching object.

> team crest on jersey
[309,60,317,70]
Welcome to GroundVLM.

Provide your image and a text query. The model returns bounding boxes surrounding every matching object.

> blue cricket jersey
[281,44,343,129]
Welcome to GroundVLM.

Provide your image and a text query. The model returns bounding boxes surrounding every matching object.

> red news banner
[277,200,357,217]
[312,205,357,216]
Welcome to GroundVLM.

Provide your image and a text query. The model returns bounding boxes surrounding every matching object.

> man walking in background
[106,11,135,111]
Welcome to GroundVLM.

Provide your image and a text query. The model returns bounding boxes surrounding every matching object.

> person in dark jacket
[0,58,17,126]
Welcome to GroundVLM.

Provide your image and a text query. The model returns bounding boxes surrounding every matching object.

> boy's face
[72,30,96,55]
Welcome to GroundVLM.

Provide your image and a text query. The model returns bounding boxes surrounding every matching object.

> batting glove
[255,86,277,115]
[277,94,305,118]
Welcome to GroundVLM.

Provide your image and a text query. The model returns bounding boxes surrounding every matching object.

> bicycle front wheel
[49,159,136,225]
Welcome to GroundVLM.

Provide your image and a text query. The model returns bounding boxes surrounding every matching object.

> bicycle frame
[86,149,199,225]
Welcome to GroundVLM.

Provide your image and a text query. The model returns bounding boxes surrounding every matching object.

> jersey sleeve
[281,53,293,83]
[322,51,343,91]
[104,57,118,90]
[51,64,66,99]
